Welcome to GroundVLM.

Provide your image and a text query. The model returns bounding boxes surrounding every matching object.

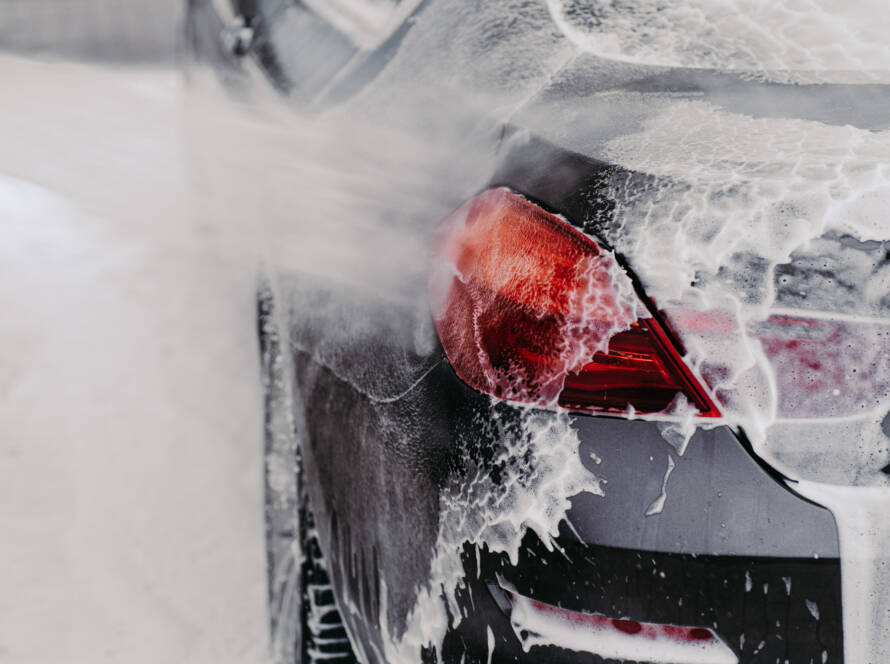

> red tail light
[668,308,890,419]
[429,189,720,417]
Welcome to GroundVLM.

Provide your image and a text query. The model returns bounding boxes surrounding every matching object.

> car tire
[258,282,358,664]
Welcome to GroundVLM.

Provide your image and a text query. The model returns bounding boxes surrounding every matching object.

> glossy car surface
[185,1,890,662]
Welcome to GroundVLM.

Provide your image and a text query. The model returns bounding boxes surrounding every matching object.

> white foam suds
[807,599,820,621]
[547,0,890,81]
[380,42,890,662]
[601,96,890,663]
[795,482,890,664]
[381,407,603,663]
[601,100,890,438]
[645,455,676,516]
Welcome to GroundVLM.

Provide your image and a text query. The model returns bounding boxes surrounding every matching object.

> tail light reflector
[429,189,720,417]
[489,583,738,664]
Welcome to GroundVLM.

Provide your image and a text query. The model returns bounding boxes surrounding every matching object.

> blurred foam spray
[0,2,270,663]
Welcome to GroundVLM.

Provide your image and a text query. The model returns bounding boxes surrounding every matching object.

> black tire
[259,282,358,664]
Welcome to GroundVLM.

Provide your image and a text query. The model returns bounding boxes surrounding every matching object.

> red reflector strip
[496,585,738,664]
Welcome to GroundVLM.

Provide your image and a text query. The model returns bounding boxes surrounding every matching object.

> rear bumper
[562,416,839,559]
[279,278,845,662]
[443,533,843,663]
[438,386,844,663]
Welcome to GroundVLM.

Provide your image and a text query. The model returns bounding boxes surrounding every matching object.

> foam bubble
[381,407,603,662]
[600,94,890,664]
[548,0,890,80]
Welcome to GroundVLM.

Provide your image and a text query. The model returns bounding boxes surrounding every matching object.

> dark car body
[185,1,890,662]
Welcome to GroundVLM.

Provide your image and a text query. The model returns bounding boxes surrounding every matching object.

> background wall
[0,2,270,662]
[0,0,182,61]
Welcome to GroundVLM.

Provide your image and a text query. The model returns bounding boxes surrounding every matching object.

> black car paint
[280,146,843,662]
[187,1,847,661]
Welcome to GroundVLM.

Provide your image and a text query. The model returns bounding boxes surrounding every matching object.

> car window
[301,0,419,51]
[230,0,421,102]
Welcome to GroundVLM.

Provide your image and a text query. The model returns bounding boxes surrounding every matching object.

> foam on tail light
[429,188,720,417]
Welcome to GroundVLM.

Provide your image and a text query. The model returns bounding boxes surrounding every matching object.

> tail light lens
[429,189,720,417]
[668,308,890,419]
